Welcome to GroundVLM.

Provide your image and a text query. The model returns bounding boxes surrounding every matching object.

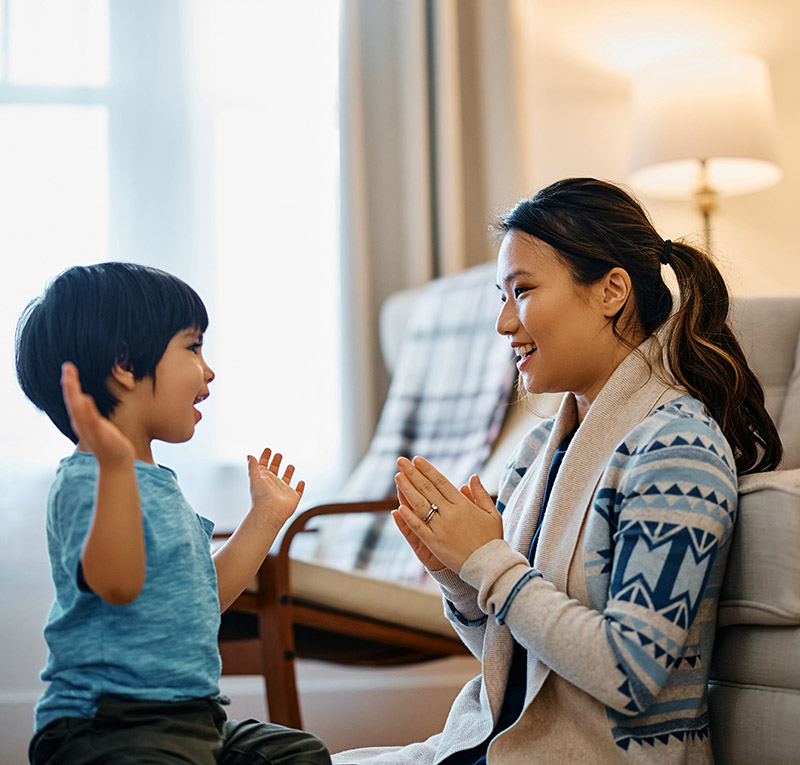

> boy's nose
[204,363,215,383]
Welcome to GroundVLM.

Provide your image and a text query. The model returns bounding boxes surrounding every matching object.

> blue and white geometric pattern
[495,394,737,755]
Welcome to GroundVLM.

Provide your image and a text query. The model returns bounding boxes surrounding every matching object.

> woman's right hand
[392,481,477,573]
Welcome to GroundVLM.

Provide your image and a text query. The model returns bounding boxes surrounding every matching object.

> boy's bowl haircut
[15,262,209,444]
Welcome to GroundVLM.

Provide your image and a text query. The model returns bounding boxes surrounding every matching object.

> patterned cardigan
[333,338,738,765]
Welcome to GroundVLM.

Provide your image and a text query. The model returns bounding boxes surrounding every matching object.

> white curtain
[0,2,341,756]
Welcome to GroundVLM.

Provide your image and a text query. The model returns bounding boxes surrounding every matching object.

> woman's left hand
[394,456,503,573]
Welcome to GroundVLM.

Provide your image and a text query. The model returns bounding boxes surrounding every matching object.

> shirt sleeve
[458,418,737,715]
[49,468,99,592]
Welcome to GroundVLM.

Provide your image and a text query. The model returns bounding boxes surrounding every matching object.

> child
[15,263,331,764]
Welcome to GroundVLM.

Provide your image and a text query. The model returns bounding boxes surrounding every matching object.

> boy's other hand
[247,447,305,527]
[61,362,136,467]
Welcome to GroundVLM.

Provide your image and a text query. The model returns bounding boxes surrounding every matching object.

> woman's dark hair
[15,262,209,444]
[497,177,781,475]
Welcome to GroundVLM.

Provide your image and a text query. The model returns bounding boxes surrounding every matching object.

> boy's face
[138,328,215,445]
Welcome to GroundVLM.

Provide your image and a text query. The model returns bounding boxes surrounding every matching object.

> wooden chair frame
[216,498,470,729]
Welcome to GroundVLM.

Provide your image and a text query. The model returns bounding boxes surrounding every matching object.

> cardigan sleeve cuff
[428,567,485,624]
[459,539,541,618]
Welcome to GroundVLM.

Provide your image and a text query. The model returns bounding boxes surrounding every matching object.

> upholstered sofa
[222,289,800,763]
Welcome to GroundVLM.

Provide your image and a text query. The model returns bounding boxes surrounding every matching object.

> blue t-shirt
[35,452,222,732]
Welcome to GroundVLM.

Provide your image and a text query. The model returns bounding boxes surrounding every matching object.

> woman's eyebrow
[497,269,536,289]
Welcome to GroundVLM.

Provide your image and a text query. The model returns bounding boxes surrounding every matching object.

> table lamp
[628,51,782,252]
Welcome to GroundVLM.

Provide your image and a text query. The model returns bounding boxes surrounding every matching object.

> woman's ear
[600,267,632,318]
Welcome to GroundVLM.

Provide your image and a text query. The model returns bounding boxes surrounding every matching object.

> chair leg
[258,601,303,729]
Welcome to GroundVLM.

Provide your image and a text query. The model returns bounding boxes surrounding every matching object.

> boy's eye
[188,343,202,354]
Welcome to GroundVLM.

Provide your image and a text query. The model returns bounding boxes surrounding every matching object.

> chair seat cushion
[717,468,800,627]
[289,558,456,640]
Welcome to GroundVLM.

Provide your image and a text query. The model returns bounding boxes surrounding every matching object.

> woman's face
[495,230,631,412]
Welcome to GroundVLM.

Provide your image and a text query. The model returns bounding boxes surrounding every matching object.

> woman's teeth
[516,343,536,359]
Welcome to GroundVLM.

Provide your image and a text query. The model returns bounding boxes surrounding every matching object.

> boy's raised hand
[61,362,136,466]
[247,447,305,527]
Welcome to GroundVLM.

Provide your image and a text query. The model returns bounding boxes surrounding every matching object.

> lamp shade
[628,52,782,198]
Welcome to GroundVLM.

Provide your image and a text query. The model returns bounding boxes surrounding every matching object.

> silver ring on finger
[423,504,439,524]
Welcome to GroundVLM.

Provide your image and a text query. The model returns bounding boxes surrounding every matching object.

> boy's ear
[108,363,137,393]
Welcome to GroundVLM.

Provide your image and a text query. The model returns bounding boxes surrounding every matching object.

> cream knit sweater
[333,339,737,764]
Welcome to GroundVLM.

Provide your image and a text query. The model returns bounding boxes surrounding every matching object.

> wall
[519,0,800,297]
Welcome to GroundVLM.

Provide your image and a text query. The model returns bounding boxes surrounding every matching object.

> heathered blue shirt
[35,452,221,732]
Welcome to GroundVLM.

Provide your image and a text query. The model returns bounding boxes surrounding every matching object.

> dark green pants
[29,694,331,765]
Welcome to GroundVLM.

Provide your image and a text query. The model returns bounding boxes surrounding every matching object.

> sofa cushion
[717,469,800,628]
[778,319,800,469]
[729,295,800,429]
[708,680,800,764]
[711,624,800,690]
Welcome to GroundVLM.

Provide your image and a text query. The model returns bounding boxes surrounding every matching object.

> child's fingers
[295,480,305,498]
[258,447,272,466]
[61,362,99,432]
[269,452,283,474]
[282,464,295,484]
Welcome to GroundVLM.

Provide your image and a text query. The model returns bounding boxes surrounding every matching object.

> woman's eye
[513,287,529,298]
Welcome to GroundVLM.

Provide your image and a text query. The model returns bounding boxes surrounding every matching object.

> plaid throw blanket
[313,262,516,586]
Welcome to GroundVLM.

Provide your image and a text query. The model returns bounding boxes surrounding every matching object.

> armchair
[219,282,800,762]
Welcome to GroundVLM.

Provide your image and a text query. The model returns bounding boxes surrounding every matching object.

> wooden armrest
[277,497,398,561]
[225,497,399,614]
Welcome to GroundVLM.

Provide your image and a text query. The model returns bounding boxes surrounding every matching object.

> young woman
[333,178,781,764]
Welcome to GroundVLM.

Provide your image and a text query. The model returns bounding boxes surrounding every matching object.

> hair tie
[660,239,673,266]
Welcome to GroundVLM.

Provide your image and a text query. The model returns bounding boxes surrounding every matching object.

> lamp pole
[694,159,717,254]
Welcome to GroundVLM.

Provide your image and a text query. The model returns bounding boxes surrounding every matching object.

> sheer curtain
[0,0,341,754]
[338,0,534,466]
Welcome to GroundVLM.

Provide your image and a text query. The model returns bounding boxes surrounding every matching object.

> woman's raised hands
[393,456,503,573]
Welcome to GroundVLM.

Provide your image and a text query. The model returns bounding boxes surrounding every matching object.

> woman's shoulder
[616,393,737,482]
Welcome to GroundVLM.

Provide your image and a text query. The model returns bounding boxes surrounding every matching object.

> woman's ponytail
[664,241,782,474]
[498,178,783,475]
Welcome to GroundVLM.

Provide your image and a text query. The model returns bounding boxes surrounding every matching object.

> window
[192,0,342,512]
[1,0,343,520]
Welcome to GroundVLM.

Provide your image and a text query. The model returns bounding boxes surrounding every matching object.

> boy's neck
[76,432,156,465]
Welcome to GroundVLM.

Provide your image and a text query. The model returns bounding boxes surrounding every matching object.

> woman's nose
[496,300,517,336]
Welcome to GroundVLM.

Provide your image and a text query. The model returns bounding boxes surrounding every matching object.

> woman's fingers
[392,510,445,571]
[469,474,497,514]
[403,455,463,505]
[394,469,432,519]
